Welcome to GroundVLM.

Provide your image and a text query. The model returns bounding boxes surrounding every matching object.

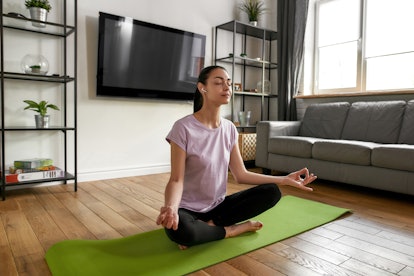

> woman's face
[202,68,232,106]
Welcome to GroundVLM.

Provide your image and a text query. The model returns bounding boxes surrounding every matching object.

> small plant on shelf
[239,0,266,25]
[24,0,52,12]
[25,0,52,27]
[23,100,60,128]
[23,100,59,116]
[29,65,41,73]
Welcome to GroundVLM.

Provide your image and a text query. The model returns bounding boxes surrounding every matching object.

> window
[313,0,414,94]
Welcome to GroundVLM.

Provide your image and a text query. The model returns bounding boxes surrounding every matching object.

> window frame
[314,0,364,94]
[312,0,414,95]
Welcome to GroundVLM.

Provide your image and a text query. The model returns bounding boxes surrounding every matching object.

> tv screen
[97,12,206,100]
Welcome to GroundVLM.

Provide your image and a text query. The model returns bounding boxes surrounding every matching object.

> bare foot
[224,221,263,238]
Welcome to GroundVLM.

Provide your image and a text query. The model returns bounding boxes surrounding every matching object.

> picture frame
[234,83,242,91]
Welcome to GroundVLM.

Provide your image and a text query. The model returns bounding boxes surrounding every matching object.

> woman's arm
[228,144,316,191]
[156,142,186,230]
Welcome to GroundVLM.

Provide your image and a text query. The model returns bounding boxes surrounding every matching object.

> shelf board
[216,20,277,41]
[1,72,75,83]
[235,125,256,129]
[3,126,76,131]
[2,14,75,36]
[3,172,75,186]
[216,56,278,69]
[234,91,277,97]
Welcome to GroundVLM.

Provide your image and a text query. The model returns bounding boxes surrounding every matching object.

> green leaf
[23,99,59,116]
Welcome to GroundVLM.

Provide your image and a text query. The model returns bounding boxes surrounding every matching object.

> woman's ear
[197,83,206,93]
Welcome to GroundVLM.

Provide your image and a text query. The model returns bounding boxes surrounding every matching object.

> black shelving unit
[0,1,77,200]
[214,20,278,128]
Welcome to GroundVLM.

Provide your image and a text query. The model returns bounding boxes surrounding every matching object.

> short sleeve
[231,123,238,149]
[166,120,188,152]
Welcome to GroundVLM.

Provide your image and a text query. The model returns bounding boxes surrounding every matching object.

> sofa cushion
[341,101,406,143]
[398,100,414,145]
[312,140,378,166]
[299,102,350,139]
[372,145,414,172]
[268,136,322,158]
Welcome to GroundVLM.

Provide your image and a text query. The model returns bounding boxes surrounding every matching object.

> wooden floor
[1,170,413,275]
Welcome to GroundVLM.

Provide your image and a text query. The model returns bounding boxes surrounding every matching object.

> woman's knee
[262,183,282,207]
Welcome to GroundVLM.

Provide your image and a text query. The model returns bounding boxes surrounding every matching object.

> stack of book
[4,158,64,184]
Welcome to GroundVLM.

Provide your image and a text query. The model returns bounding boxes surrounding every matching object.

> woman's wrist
[163,205,178,212]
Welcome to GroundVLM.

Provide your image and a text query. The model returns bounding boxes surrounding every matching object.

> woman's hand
[282,168,317,191]
[156,206,179,230]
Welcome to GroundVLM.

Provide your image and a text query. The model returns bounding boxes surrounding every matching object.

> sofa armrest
[255,121,302,168]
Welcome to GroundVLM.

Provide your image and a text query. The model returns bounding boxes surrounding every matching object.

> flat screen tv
[96,12,206,100]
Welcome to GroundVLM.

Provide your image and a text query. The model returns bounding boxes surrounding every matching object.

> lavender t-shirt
[166,114,238,212]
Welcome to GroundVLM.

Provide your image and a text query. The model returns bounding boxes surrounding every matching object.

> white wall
[3,0,276,182]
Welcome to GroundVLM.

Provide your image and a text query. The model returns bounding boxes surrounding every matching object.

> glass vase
[21,54,49,75]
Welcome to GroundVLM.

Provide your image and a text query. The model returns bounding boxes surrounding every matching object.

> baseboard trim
[77,164,171,182]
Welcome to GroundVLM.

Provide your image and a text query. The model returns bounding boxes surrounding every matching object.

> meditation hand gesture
[156,206,179,230]
[282,168,316,191]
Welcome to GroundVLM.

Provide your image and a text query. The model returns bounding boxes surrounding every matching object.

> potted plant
[239,0,266,26]
[29,65,41,74]
[23,100,59,128]
[24,0,52,27]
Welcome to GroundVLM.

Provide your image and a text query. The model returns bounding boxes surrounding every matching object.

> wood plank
[188,270,211,276]
[14,253,51,276]
[31,188,95,240]
[284,238,350,265]
[247,247,321,276]
[0,215,19,276]
[377,230,414,247]
[14,192,67,251]
[298,227,407,274]
[350,215,414,239]
[202,262,248,276]
[340,258,396,276]
[70,187,142,237]
[1,210,44,257]
[326,223,414,257]
[276,246,360,276]
[304,223,344,241]
[0,194,20,212]
[226,254,285,276]
[53,189,124,240]
[82,183,156,232]
[336,235,414,268]
[105,178,164,207]
[87,179,160,220]
[399,265,414,276]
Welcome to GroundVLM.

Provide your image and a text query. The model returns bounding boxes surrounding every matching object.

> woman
[156,65,316,249]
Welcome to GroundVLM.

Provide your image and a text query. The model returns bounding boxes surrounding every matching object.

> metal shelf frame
[0,0,77,200]
[214,20,278,126]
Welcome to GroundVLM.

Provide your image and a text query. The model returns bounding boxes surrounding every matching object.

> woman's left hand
[283,167,317,191]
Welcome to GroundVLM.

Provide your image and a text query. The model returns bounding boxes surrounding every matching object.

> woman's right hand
[156,206,179,230]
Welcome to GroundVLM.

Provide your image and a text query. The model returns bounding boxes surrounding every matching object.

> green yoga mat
[45,196,349,276]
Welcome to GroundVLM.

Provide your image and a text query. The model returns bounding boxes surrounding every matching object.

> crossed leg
[177,219,263,250]
[165,184,281,248]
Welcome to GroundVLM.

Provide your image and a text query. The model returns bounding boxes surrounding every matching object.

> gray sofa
[256,100,414,195]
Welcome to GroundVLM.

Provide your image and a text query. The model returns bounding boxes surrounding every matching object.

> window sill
[295,90,414,99]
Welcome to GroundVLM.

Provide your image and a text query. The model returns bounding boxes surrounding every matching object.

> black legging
[164,183,281,246]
